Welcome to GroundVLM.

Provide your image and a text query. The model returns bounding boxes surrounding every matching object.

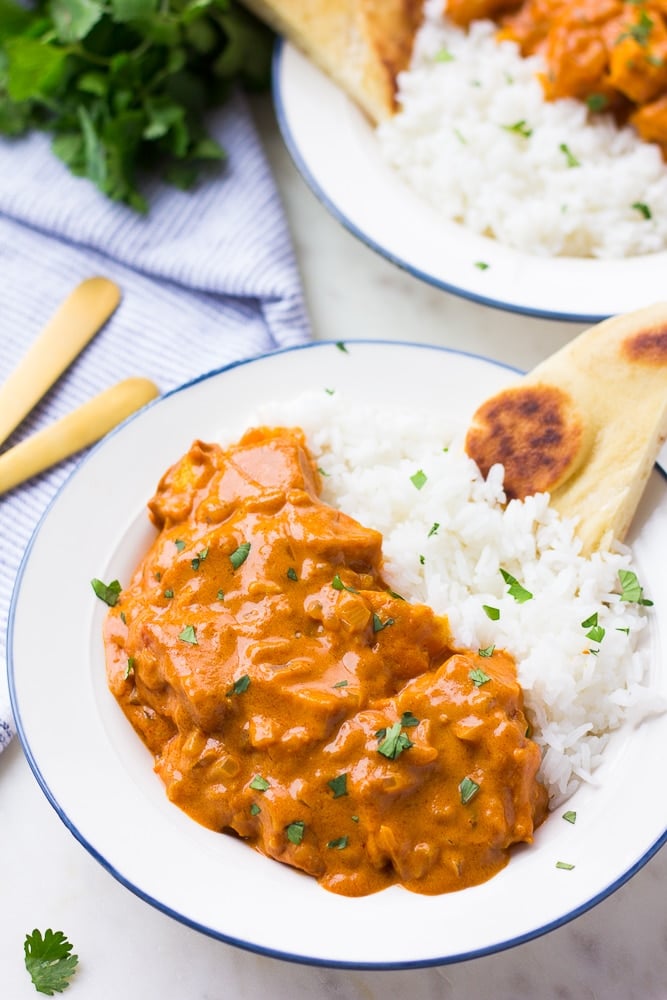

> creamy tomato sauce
[446,0,667,155]
[104,427,547,896]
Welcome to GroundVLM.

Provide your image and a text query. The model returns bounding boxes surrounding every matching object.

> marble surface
[2,93,667,999]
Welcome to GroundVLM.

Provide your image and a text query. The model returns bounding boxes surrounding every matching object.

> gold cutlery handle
[0,277,121,447]
[0,378,159,495]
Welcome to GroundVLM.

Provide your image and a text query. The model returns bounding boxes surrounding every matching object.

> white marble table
[2,94,666,1000]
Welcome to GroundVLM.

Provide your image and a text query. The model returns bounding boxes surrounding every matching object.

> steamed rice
[377,0,667,258]
[242,390,658,807]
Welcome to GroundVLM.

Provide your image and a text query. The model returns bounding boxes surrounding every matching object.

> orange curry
[104,427,547,897]
[446,0,667,154]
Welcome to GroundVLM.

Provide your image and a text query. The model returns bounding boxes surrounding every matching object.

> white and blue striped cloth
[0,90,311,750]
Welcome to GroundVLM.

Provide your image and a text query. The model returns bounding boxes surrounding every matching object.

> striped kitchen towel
[0,89,311,750]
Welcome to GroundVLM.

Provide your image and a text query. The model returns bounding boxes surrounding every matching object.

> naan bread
[241,0,424,122]
[465,303,667,554]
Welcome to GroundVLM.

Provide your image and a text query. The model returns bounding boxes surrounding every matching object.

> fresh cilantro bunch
[0,0,273,210]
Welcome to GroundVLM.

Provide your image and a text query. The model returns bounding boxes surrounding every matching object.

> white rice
[377,0,667,258]
[242,391,659,807]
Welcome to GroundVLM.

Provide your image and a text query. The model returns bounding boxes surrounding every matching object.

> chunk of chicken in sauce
[104,427,547,897]
[445,0,667,155]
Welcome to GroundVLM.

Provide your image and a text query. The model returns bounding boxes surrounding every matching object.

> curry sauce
[104,427,547,896]
[446,0,667,155]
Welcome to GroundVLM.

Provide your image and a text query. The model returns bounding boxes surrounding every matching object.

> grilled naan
[465,304,667,554]
[241,0,424,122]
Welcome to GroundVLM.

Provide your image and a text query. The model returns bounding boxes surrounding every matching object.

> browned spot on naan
[621,326,667,365]
[465,384,587,500]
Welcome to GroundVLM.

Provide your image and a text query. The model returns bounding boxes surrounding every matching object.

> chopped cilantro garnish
[178,625,197,645]
[483,605,500,620]
[500,568,533,603]
[581,612,598,628]
[286,820,305,845]
[327,774,348,798]
[586,92,609,112]
[475,260,490,270]
[229,542,251,569]
[435,47,455,62]
[164,589,174,599]
[333,679,348,688]
[428,522,440,537]
[249,775,270,792]
[632,201,652,219]
[502,119,532,138]
[250,803,261,816]
[217,589,225,601]
[400,711,420,728]
[562,810,577,824]
[227,674,250,696]
[287,567,298,581]
[618,569,653,605]
[91,577,121,607]
[336,341,348,353]
[559,143,580,167]
[585,625,606,643]
[459,776,480,804]
[372,613,395,633]
[377,721,414,759]
[618,9,653,45]
[478,645,495,658]
[469,667,491,687]
[191,547,209,570]
[327,836,349,850]
[332,574,357,593]
[174,539,186,552]
[410,469,427,490]
[124,657,135,679]
[556,860,575,870]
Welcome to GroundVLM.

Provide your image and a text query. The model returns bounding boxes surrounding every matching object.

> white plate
[8,342,667,968]
[273,42,667,323]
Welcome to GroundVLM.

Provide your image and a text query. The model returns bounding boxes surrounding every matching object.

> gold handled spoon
[0,377,159,495]
[0,276,121,448]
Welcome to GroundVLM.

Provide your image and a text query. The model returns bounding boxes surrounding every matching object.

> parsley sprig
[0,0,273,211]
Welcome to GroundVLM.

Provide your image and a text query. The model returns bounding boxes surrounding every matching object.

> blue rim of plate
[272,40,623,326]
[7,340,667,970]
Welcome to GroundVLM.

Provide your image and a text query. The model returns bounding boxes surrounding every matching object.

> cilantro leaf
[286,820,305,845]
[227,673,250,696]
[229,542,250,569]
[327,836,349,850]
[24,929,78,995]
[377,721,414,760]
[469,666,491,686]
[499,568,533,603]
[91,577,121,606]
[178,624,197,644]
[249,774,269,792]
[618,569,653,606]
[372,613,395,632]
[327,773,348,798]
[459,776,480,804]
